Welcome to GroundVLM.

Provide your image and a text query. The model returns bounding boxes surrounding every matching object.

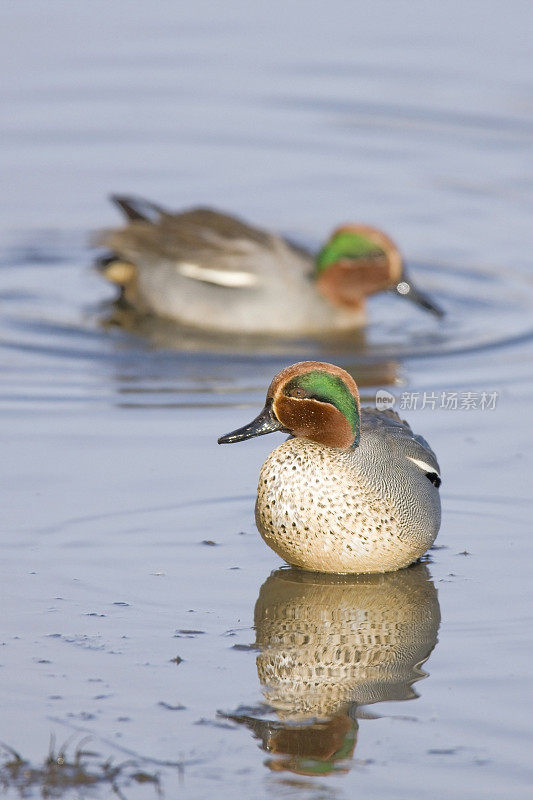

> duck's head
[315,225,443,317]
[218,361,360,449]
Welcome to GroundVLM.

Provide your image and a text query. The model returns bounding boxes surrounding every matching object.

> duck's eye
[287,387,307,399]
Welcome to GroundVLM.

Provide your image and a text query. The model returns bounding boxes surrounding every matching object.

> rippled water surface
[1,2,532,798]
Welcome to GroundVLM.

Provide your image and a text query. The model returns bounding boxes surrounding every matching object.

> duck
[96,196,443,336]
[218,360,441,573]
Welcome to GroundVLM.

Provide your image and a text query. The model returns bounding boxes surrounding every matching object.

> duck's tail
[93,195,162,286]
[110,194,165,223]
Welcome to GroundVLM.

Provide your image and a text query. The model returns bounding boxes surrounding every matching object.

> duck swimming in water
[218,361,441,573]
[97,196,443,336]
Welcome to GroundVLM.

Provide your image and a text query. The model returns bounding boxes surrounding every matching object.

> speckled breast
[255,437,436,573]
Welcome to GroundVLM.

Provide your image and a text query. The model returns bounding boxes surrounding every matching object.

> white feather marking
[406,455,440,477]
[177,261,258,288]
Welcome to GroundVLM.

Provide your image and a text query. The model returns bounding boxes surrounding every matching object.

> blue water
[1,1,532,798]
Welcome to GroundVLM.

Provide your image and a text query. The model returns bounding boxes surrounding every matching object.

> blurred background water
[1,1,532,798]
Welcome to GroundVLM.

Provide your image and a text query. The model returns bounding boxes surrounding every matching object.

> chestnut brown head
[315,225,443,317]
[218,361,361,450]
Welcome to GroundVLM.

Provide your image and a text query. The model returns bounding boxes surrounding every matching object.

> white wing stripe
[406,456,440,478]
[177,262,258,288]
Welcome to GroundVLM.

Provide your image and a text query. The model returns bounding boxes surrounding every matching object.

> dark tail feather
[110,194,165,223]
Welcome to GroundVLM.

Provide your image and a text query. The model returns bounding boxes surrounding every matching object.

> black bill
[218,403,287,444]
[394,274,444,318]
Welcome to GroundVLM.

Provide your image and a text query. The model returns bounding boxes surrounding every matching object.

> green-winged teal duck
[218,361,441,573]
[97,196,442,335]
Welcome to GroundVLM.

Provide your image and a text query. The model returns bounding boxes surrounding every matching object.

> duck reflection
[227,562,440,776]
[101,301,398,384]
